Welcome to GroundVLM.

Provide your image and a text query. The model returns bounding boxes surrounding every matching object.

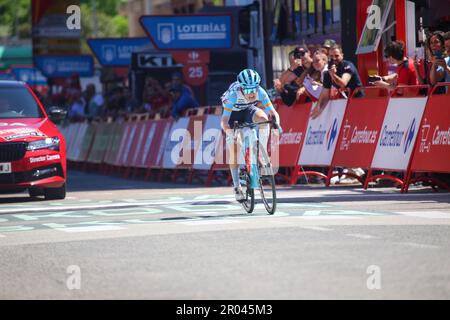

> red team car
[0,81,67,200]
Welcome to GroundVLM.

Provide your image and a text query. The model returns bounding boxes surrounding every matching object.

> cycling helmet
[237,69,261,94]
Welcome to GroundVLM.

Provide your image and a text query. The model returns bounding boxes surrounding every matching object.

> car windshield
[0,86,44,119]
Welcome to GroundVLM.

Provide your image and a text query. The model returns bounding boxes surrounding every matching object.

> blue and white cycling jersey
[221,81,274,117]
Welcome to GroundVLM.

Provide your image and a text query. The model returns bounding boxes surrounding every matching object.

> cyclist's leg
[251,107,270,153]
[227,111,242,190]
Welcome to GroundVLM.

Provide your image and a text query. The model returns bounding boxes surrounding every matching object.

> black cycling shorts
[227,105,260,128]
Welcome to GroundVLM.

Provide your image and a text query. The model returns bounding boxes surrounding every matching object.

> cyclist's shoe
[234,186,245,202]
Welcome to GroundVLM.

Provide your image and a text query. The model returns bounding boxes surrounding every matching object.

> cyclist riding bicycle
[220,69,282,202]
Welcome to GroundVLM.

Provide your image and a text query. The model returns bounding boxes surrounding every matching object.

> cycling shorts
[227,105,260,128]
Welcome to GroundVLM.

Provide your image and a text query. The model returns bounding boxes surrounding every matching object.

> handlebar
[233,117,279,131]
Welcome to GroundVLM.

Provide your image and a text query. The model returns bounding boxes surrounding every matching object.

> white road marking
[278,203,331,208]
[189,211,219,215]
[346,233,377,239]
[398,242,440,249]
[303,211,322,216]
[57,226,125,233]
[178,219,241,226]
[0,234,6,238]
[299,226,333,232]
[395,211,450,219]
[294,216,362,220]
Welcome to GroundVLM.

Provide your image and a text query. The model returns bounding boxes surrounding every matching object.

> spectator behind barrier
[273,46,307,106]
[297,51,329,101]
[171,71,195,99]
[123,87,140,114]
[371,41,418,93]
[310,45,363,119]
[414,31,447,91]
[67,90,86,121]
[320,39,337,56]
[170,85,200,120]
[141,77,171,117]
[105,87,126,117]
[84,83,104,119]
[444,31,450,83]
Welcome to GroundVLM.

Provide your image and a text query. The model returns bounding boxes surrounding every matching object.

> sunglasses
[243,87,258,94]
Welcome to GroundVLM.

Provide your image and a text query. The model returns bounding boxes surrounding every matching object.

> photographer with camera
[310,45,362,119]
[273,46,309,106]
[370,41,418,89]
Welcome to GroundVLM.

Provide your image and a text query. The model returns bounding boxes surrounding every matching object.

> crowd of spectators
[39,71,200,123]
[274,31,450,112]
[272,29,449,185]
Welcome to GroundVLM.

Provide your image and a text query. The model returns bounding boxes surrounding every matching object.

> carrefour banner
[298,99,347,166]
[87,38,151,66]
[411,87,450,173]
[371,97,428,171]
[34,55,94,77]
[140,14,232,49]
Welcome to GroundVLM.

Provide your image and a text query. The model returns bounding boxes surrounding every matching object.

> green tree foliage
[0,0,128,41]
[0,0,31,39]
[80,1,128,53]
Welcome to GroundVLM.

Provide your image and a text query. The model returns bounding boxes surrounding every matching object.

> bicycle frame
[235,127,260,189]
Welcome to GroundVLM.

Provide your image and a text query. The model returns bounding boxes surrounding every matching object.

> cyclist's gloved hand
[277,125,283,135]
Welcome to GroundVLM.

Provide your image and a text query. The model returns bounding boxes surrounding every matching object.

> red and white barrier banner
[277,102,312,167]
[143,119,172,168]
[103,122,124,165]
[113,121,133,166]
[161,117,190,169]
[193,115,222,170]
[298,99,347,166]
[411,85,450,173]
[134,120,156,168]
[155,119,173,168]
[127,120,148,168]
[177,115,206,169]
[70,122,89,162]
[332,89,389,168]
[61,123,78,159]
[64,123,78,161]
[119,121,139,167]
[371,97,428,171]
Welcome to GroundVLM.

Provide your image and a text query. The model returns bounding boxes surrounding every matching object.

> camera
[433,49,443,59]
[293,47,306,59]
[328,60,336,70]
[294,51,305,59]
[368,75,382,83]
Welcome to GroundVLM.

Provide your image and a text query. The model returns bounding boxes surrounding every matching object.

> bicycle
[232,118,278,215]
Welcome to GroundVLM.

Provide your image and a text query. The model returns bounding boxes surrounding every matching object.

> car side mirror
[48,106,67,124]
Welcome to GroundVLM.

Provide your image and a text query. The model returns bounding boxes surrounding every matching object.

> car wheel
[44,183,66,200]
[29,187,45,198]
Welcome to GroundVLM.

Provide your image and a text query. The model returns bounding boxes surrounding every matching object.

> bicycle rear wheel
[258,142,277,215]
[240,168,255,213]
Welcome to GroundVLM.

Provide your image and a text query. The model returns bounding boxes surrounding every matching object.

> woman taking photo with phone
[414,31,447,89]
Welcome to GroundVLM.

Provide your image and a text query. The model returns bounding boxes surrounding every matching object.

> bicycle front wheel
[258,142,277,215]
[240,169,255,213]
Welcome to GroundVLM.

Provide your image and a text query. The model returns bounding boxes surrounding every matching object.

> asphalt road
[0,169,449,299]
